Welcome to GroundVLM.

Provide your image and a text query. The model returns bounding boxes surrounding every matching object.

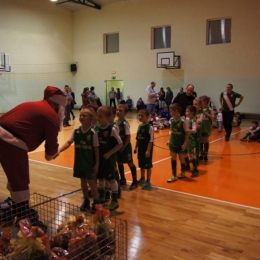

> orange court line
[28,126,260,209]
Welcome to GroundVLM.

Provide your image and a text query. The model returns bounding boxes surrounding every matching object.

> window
[207,18,231,45]
[152,26,171,49]
[104,33,119,53]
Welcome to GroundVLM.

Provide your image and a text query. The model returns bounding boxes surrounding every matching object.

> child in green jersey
[199,96,215,161]
[185,105,199,177]
[134,109,154,190]
[116,104,138,190]
[167,104,189,182]
[58,108,100,213]
[96,106,123,210]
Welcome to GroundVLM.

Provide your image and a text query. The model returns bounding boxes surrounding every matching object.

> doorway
[105,80,124,106]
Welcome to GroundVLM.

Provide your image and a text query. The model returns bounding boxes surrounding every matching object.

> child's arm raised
[103,127,123,159]
[181,119,190,151]
[53,131,74,159]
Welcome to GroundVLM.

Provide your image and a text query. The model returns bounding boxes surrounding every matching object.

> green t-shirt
[220,91,241,112]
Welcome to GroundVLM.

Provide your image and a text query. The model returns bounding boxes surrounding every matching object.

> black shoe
[199,156,203,161]
[203,156,208,161]
[191,169,199,178]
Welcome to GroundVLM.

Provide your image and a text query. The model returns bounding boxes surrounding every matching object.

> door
[106,80,124,106]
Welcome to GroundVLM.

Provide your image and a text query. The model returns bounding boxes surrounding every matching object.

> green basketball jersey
[169,118,186,149]
[96,124,117,157]
[201,107,212,134]
[136,123,153,160]
[73,127,96,174]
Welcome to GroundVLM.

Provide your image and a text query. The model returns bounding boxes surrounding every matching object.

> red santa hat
[44,86,68,106]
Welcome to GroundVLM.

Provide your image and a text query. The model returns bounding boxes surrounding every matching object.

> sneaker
[106,201,119,211]
[178,172,185,179]
[137,177,146,186]
[120,179,127,186]
[80,199,90,211]
[199,155,203,161]
[240,138,247,141]
[129,181,138,190]
[203,156,208,161]
[191,169,199,178]
[257,139,260,142]
[90,203,100,214]
[142,181,152,190]
[167,176,178,183]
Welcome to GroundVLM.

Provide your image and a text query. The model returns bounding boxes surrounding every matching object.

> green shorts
[169,145,187,154]
[138,157,153,169]
[97,158,116,180]
[73,170,96,180]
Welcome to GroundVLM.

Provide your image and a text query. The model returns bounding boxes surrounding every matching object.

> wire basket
[0,193,127,260]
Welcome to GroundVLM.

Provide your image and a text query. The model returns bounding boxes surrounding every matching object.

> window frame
[206,17,232,45]
[103,32,119,54]
[151,25,171,50]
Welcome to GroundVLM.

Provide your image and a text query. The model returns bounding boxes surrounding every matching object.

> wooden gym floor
[0,111,260,259]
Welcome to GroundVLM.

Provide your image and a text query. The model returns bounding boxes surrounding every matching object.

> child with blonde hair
[167,104,189,182]
[58,108,100,213]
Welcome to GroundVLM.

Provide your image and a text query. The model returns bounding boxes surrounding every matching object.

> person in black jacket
[165,87,174,109]
[172,84,195,116]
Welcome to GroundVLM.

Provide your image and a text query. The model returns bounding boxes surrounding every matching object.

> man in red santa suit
[0,86,67,223]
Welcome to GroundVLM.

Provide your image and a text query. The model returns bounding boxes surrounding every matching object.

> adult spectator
[146,81,157,114]
[81,87,90,110]
[219,83,244,141]
[69,87,75,120]
[158,87,166,111]
[177,87,184,96]
[165,87,174,109]
[63,85,73,127]
[116,88,123,106]
[0,86,67,221]
[109,87,117,108]
[172,84,195,116]
[88,86,99,109]
[125,96,133,111]
[136,98,146,112]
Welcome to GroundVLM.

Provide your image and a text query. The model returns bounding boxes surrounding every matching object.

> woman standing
[165,87,174,109]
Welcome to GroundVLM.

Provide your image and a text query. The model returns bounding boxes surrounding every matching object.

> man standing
[146,81,157,114]
[0,86,67,222]
[219,83,244,141]
[109,87,117,108]
[63,85,73,127]
[172,84,195,116]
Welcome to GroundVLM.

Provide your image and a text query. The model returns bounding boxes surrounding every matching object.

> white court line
[29,127,259,210]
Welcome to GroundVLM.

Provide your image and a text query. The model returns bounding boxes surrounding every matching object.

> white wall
[73,0,260,112]
[1,0,259,113]
[0,0,74,112]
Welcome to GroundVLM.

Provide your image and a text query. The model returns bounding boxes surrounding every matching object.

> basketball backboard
[0,52,11,72]
[157,51,181,69]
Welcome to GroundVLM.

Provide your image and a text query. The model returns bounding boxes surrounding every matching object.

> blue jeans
[146,104,155,114]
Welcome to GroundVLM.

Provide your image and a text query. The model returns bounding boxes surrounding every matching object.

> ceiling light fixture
[50,0,58,2]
